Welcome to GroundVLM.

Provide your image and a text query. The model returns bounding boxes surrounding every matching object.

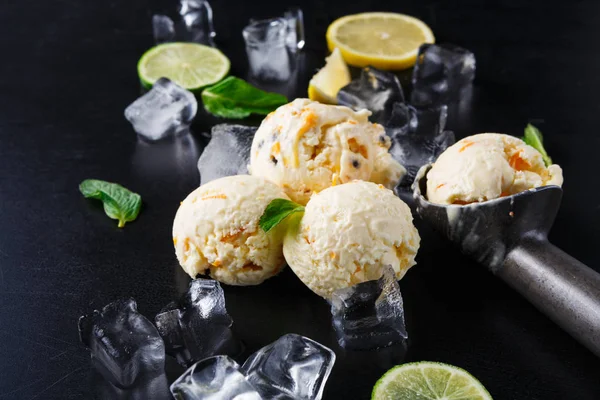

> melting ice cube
[411,43,476,107]
[152,15,176,44]
[283,8,305,52]
[244,7,305,82]
[124,78,197,142]
[242,334,336,400]
[92,369,172,400]
[155,278,241,367]
[178,0,216,46]
[170,356,263,400]
[337,66,405,124]
[385,102,448,138]
[330,265,407,350]
[78,298,165,388]
[197,124,257,186]
[243,18,293,82]
[385,103,455,187]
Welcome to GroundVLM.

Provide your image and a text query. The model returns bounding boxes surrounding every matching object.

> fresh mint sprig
[259,198,305,233]
[79,179,142,228]
[523,124,552,166]
[201,76,287,119]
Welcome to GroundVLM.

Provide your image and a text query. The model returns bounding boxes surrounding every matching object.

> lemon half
[327,12,435,70]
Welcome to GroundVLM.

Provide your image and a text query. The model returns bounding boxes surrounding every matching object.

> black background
[1,0,600,399]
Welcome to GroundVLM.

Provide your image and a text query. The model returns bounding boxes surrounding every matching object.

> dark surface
[1,0,599,399]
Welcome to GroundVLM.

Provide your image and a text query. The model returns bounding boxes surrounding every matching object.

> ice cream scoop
[249,99,405,205]
[426,133,563,205]
[413,165,600,357]
[284,180,420,298]
[173,175,289,285]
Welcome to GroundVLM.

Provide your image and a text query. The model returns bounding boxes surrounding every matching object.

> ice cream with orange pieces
[426,133,563,205]
[172,175,289,285]
[283,180,420,298]
[249,98,406,205]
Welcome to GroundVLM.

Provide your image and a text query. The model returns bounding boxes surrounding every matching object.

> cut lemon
[138,42,230,91]
[326,12,435,70]
[308,48,351,104]
[372,362,493,400]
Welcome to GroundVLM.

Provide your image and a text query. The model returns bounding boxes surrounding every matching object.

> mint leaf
[523,124,552,166]
[201,76,288,119]
[260,198,305,233]
[80,179,142,228]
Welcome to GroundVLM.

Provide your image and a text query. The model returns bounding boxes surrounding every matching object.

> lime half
[372,362,493,400]
[137,42,230,91]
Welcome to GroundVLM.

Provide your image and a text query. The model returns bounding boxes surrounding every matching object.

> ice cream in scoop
[249,99,405,205]
[283,180,420,298]
[172,175,289,285]
[426,133,563,205]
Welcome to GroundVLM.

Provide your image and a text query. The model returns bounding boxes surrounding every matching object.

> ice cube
[92,369,172,400]
[179,0,216,46]
[243,18,293,81]
[337,66,405,124]
[386,103,448,138]
[411,43,476,107]
[385,103,455,187]
[78,298,165,389]
[330,265,407,350]
[283,8,305,51]
[124,78,197,142]
[155,278,241,368]
[152,14,176,44]
[197,124,257,185]
[242,334,336,400]
[179,0,208,16]
[171,356,263,400]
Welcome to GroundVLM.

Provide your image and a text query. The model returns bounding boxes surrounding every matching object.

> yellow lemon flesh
[308,48,351,104]
[326,12,435,70]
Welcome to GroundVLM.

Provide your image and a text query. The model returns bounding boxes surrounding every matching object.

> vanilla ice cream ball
[172,175,289,285]
[249,98,406,205]
[283,180,420,298]
[426,133,563,205]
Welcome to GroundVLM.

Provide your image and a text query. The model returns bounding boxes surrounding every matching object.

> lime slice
[137,42,230,91]
[372,362,493,400]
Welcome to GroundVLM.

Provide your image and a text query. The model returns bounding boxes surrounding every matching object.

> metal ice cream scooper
[413,164,600,357]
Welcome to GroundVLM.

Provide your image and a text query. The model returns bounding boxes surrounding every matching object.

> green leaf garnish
[201,76,288,119]
[79,179,142,228]
[259,198,305,233]
[523,123,552,166]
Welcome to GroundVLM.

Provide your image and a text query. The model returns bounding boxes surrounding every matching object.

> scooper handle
[500,237,600,357]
